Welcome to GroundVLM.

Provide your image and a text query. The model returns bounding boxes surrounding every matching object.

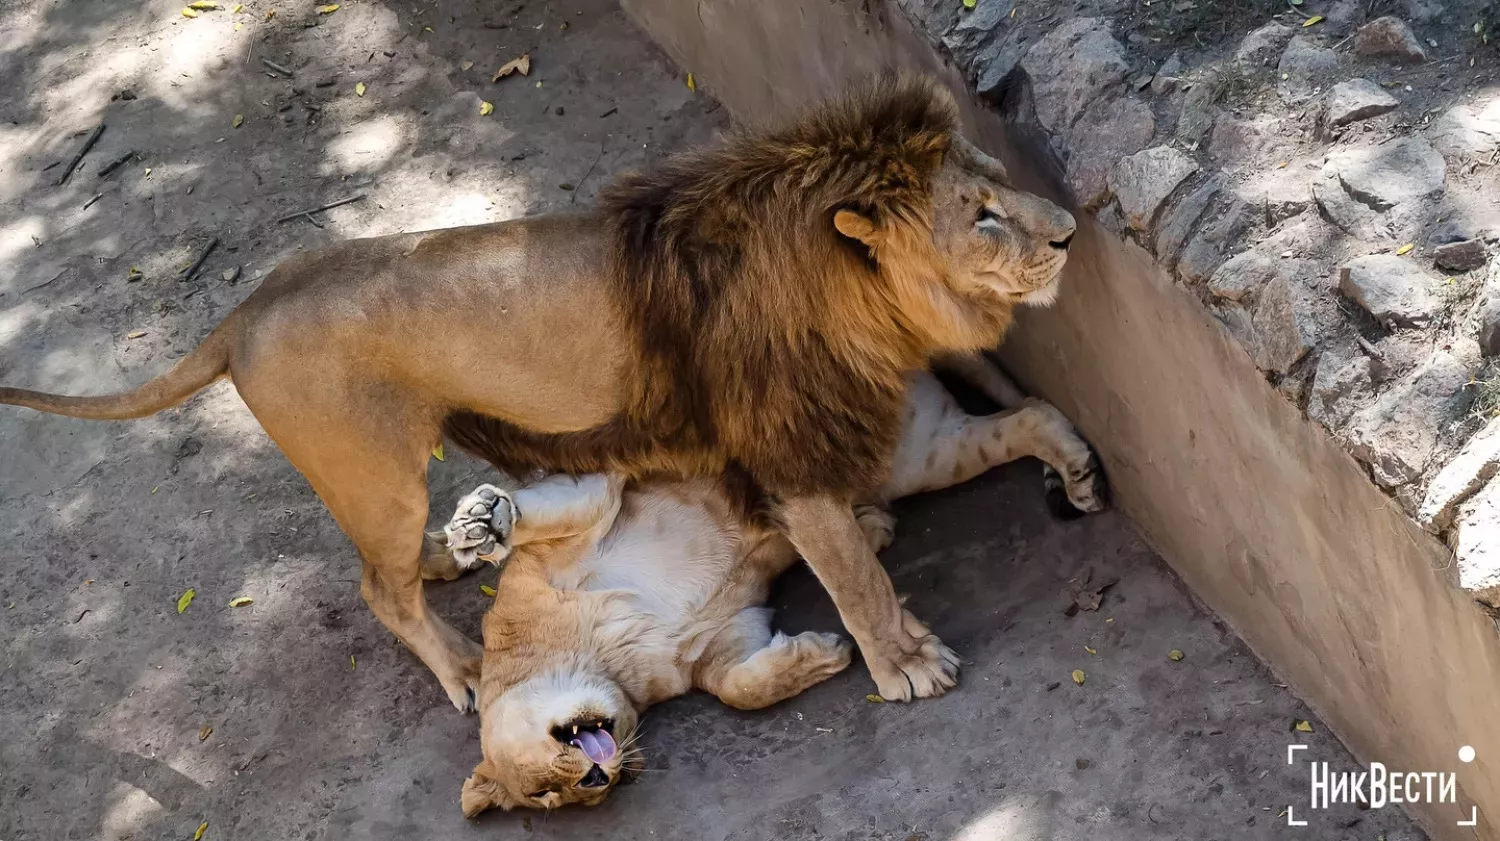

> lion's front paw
[443,483,517,569]
[862,610,960,701]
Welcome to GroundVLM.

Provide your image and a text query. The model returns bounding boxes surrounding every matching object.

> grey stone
[1208,115,1274,170]
[973,39,1027,97]
[1251,275,1321,374]
[1347,348,1476,487]
[1208,251,1278,302]
[1434,239,1489,272]
[1020,18,1129,134]
[1095,201,1127,238]
[1177,198,1255,285]
[1331,137,1446,210]
[1479,266,1500,356]
[1323,0,1367,37]
[1401,0,1445,23]
[1353,16,1428,63]
[1308,346,1375,429]
[1176,76,1218,146]
[949,0,1012,42]
[1418,416,1500,534]
[1340,254,1442,327]
[1427,96,1500,160]
[1065,96,1156,208]
[1155,174,1223,269]
[1150,53,1184,95]
[1451,477,1500,608]
[1428,218,1480,247]
[1277,37,1340,104]
[1109,146,1199,231]
[1326,78,1399,126]
[1214,302,1257,357]
[1236,21,1295,70]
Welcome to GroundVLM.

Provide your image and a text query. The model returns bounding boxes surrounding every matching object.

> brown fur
[0,74,1078,707]
[445,75,1014,498]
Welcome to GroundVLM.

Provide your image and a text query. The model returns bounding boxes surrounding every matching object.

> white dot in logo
[1459,745,1477,763]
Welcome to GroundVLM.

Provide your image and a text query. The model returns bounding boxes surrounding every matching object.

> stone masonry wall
[901,0,1500,608]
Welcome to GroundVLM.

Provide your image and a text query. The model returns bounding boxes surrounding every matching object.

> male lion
[443,360,1098,815]
[0,76,1095,709]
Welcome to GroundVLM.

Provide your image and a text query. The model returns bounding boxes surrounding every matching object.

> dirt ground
[0,1,1428,839]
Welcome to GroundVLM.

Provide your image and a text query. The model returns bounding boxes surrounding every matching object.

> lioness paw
[443,483,517,569]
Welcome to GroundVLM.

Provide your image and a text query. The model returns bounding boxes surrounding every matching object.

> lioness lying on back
[446,359,1099,815]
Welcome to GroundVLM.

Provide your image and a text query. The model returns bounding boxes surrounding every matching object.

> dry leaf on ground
[492,54,530,82]
[199,725,213,741]
[177,589,196,613]
[865,693,885,703]
[232,114,243,128]
[1168,649,1185,661]
[1294,719,1314,733]
[181,7,200,18]
[480,584,497,597]
[1064,567,1119,614]
[229,596,253,607]
[193,821,208,841]
[1071,669,1086,685]
[315,3,339,14]
[431,443,444,461]
[354,81,366,97]
[479,100,494,116]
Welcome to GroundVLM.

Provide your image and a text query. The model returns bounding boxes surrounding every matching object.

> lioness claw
[444,483,517,569]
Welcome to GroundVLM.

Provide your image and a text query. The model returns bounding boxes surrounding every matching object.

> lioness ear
[833,209,881,247]
[461,769,506,818]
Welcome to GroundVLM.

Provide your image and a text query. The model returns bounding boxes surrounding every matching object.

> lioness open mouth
[551,718,617,765]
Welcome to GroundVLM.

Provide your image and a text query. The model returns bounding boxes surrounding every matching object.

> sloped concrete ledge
[621,1,1500,837]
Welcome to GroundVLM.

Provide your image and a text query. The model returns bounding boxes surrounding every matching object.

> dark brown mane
[444,75,964,499]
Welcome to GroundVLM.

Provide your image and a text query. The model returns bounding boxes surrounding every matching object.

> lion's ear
[461,767,507,818]
[833,209,882,247]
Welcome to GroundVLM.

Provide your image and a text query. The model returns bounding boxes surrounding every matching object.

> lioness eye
[527,789,550,799]
[977,206,1003,224]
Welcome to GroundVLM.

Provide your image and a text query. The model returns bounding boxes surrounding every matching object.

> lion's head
[461,670,639,815]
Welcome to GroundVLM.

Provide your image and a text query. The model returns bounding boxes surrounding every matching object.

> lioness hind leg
[882,377,1106,512]
[695,609,853,711]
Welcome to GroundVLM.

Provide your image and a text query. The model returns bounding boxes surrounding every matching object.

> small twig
[181,236,219,281]
[42,160,61,172]
[274,193,365,223]
[261,58,294,76]
[570,145,606,204]
[97,149,137,179]
[82,193,104,210]
[302,212,325,228]
[54,123,105,186]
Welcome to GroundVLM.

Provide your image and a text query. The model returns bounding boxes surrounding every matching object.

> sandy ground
[0,0,1427,839]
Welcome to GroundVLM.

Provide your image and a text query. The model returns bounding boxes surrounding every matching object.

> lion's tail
[0,320,234,420]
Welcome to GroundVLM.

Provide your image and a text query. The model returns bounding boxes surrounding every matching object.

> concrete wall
[620,1,1500,837]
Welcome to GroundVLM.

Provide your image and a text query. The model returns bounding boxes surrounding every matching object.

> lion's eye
[976,205,1003,225]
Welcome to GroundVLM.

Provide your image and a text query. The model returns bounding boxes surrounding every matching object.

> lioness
[0,76,1097,709]
[445,360,1097,815]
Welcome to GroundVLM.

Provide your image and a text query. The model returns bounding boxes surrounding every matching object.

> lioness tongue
[571,729,617,764]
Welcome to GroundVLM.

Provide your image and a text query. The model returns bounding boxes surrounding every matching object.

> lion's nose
[1047,210,1077,250]
[579,764,610,788]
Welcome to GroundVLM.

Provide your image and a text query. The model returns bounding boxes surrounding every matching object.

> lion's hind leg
[694,609,853,711]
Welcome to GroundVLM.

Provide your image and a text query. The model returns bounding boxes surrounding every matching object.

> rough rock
[1109,146,1198,231]
[1326,79,1399,126]
[973,39,1027,97]
[946,0,1014,53]
[1208,115,1275,170]
[1208,251,1278,302]
[1243,163,1318,224]
[1155,174,1223,269]
[1276,38,1340,104]
[1418,417,1500,534]
[1095,201,1127,238]
[1308,346,1375,429]
[1020,18,1129,135]
[1434,239,1489,272]
[1340,254,1442,327]
[1353,16,1428,63]
[1175,74,1218,146]
[1064,96,1156,208]
[1427,96,1500,160]
[1251,275,1322,374]
[1347,347,1476,488]
[1401,0,1445,23]
[1315,138,1445,242]
[1480,266,1500,356]
[1150,53,1184,95]
[1236,21,1295,70]
[1451,478,1500,608]
[1331,137,1446,209]
[1177,198,1255,284]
